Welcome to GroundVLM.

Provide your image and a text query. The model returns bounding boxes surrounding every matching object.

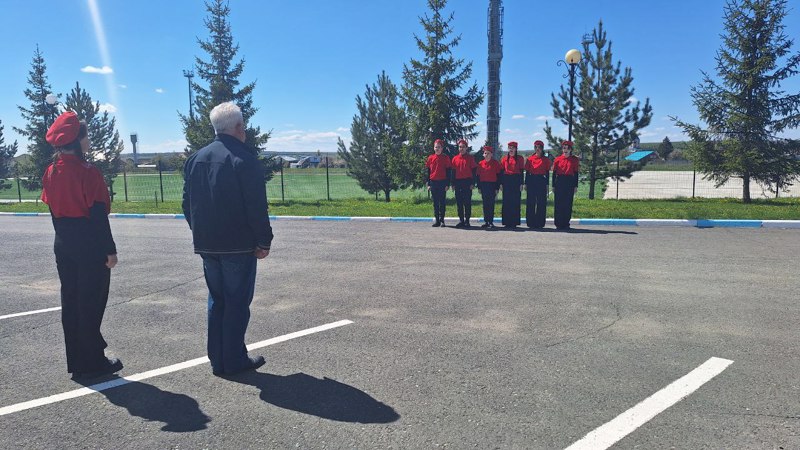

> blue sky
[2,0,799,155]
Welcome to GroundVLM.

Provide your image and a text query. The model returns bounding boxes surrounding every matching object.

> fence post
[280,164,285,202]
[158,161,165,203]
[16,175,22,203]
[325,156,331,201]
[692,168,696,198]
[109,179,115,203]
[123,168,129,202]
[155,190,158,206]
[616,148,620,200]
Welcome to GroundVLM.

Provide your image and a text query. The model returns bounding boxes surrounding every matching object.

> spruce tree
[13,46,56,191]
[544,21,653,199]
[64,82,123,193]
[674,0,800,202]
[338,72,406,202]
[181,0,278,181]
[656,136,674,161]
[0,120,19,191]
[397,0,484,187]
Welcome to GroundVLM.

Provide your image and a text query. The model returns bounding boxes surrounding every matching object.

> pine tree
[544,21,653,199]
[13,46,56,191]
[0,120,19,191]
[674,0,800,202]
[181,0,278,181]
[397,0,484,187]
[656,136,674,161]
[64,82,123,195]
[338,72,406,202]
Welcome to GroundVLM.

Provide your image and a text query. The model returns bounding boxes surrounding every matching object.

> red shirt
[41,154,110,218]
[553,154,580,176]
[451,153,478,179]
[500,154,525,175]
[525,154,552,175]
[476,159,502,182]
[425,153,452,181]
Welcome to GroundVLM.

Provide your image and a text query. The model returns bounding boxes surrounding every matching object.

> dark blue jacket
[182,134,273,254]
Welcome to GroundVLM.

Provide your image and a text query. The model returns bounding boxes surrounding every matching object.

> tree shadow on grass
[226,372,400,424]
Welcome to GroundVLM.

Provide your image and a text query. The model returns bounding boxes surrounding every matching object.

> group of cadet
[425,139,581,230]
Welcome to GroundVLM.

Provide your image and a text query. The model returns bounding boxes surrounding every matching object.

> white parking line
[0,307,61,320]
[564,357,734,450]
[0,319,353,417]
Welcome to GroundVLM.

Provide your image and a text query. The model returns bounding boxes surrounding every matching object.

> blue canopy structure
[625,150,655,162]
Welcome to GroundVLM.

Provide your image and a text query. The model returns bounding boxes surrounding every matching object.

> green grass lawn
[3,195,799,220]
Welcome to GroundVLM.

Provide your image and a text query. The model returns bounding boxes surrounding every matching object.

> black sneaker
[432,221,441,227]
[72,357,123,381]
[455,221,465,228]
[480,223,490,229]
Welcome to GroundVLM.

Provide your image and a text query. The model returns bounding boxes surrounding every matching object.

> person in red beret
[524,140,552,228]
[476,145,502,228]
[552,140,581,230]
[40,111,123,380]
[500,141,525,228]
[450,139,478,228]
[425,139,451,227]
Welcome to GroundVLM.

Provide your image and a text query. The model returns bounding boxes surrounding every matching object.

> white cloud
[81,65,113,74]
[135,139,188,153]
[268,128,349,152]
[336,127,349,132]
[512,114,525,120]
[627,96,639,104]
[533,132,543,137]
[98,103,117,113]
[534,115,553,121]
[118,84,127,89]
[155,88,165,94]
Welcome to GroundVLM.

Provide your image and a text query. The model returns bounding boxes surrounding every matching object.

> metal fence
[2,159,796,203]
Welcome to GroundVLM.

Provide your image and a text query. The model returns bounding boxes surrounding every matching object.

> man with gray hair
[182,101,273,376]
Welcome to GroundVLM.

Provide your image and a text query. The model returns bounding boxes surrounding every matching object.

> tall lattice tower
[487,0,503,158]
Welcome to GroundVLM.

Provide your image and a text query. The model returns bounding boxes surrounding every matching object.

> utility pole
[183,69,195,121]
[487,0,503,159]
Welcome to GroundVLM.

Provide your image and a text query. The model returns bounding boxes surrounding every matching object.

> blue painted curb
[2,212,799,229]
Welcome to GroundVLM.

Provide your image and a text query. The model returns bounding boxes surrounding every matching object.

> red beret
[434,139,445,147]
[534,140,544,147]
[507,141,518,148]
[482,145,493,153]
[46,112,81,147]
[562,140,574,148]
[457,139,468,146]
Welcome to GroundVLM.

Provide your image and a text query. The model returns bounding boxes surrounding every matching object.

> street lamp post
[44,93,58,128]
[564,49,581,143]
[183,70,195,121]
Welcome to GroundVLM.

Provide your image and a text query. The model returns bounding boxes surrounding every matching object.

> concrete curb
[2,212,800,228]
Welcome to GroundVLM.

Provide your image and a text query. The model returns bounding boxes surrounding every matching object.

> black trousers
[453,178,473,222]
[526,175,548,228]
[429,179,448,221]
[553,181,576,229]
[479,182,498,224]
[55,244,111,374]
[501,173,523,227]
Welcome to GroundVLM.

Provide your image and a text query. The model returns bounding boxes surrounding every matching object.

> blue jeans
[201,253,257,374]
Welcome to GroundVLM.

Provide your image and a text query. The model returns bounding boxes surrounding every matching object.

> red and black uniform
[525,154,552,228]
[42,154,117,375]
[552,154,580,229]
[425,153,451,224]
[450,153,478,226]
[476,158,502,226]
[500,154,525,227]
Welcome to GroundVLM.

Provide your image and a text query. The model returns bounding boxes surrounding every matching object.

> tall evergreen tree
[13,46,56,190]
[181,0,278,181]
[0,120,19,191]
[674,0,800,202]
[397,0,484,187]
[64,82,123,191]
[656,136,674,161]
[544,21,653,199]
[338,72,406,202]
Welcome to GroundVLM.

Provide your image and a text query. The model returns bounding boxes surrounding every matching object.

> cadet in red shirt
[425,139,451,227]
[524,140,552,229]
[41,111,122,380]
[500,141,525,228]
[476,145,502,229]
[450,139,478,228]
[552,140,581,230]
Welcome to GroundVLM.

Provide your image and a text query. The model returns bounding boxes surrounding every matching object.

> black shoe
[440,220,446,227]
[464,220,471,228]
[72,357,123,381]
[480,223,490,229]
[489,223,497,229]
[455,221,465,228]
[214,355,266,377]
[432,221,441,227]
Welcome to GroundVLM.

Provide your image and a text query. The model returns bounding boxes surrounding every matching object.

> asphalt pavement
[0,216,798,449]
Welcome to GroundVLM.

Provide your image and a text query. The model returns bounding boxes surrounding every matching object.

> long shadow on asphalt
[77,378,211,432]
[227,372,400,424]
